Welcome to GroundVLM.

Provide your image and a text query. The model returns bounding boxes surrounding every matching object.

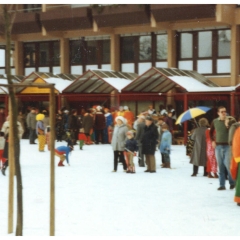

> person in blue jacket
[159,124,172,168]
[103,108,113,143]
[55,142,74,167]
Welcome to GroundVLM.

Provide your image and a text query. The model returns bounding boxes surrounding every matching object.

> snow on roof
[43,77,72,93]
[169,76,235,92]
[102,78,132,92]
[0,78,9,94]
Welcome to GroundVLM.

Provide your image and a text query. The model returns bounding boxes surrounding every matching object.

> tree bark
[3,5,23,236]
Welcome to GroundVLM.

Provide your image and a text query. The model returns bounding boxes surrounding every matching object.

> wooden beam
[150,13,157,28]
[216,4,235,25]
[93,20,99,32]
[14,41,24,75]
[231,24,240,86]
[110,34,120,71]
[60,38,69,74]
[167,29,177,68]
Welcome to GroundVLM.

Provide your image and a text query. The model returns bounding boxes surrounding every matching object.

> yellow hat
[36,113,45,121]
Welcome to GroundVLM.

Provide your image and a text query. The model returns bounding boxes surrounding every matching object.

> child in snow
[78,128,87,150]
[159,124,172,168]
[124,130,138,173]
[55,142,74,167]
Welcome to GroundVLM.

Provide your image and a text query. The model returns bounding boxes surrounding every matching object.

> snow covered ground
[0,140,240,236]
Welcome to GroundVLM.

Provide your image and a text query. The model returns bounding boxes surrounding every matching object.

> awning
[63,69,137,94]
[16,72,72,94]
[122,67,223,93]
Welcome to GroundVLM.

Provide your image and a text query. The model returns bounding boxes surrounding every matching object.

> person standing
[68,109,79,145]
[82,109,94,145]
[190,118,209,177]
[142,116,159,173]
[1,116,23,175]
[123,106,135,129]
[0,107,5,130]
[135,115,146,167]
[26,107,37,144]
[159,124,172,168]
[94,106,106,144]
[111,116,128,172]
[36,113,46,152]
[210,106,235,190]
[232,124,240,206]
[103,108,113,144]
[156,116,166,166]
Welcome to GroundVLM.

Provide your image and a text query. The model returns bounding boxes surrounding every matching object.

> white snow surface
[43,78,72,93]
[102,78,132,92]
[0,140,240,236]
[169,76,235,92]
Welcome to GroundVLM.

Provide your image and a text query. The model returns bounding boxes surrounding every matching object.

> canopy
[63,69,137,94]
[16,72,72,94]
[122,67,222,93]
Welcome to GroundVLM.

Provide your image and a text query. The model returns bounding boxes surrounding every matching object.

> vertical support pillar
[110,34,120,71]
[230,92,235,117]
[167,29,177,68]
[49,86,55,236]
[60,38,69,74]
[14,41,24,76]
[231,25,240,86]
[8,97,14,234]
[184,93,188,145]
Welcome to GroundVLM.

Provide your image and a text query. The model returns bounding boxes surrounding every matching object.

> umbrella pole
[194,118,199,127]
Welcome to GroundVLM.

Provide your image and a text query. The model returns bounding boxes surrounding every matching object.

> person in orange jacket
[123,106,135,129]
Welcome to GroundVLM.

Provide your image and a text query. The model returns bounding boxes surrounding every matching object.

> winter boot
[214,173,219,178]
[58,161,65,167]
[162,162,170,168]
[1,166,6,176]
[208,173,214,178]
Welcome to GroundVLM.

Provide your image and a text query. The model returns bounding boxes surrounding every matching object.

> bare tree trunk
[3,5,23,236]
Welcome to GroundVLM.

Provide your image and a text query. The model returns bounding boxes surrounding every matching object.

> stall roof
[56,73,80,81]
[16,72,72,94]
[63,69,137,94]
[122,67,221,93]
[0,77,23,94]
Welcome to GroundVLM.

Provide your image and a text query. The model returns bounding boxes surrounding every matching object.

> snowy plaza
[0,139,240,236]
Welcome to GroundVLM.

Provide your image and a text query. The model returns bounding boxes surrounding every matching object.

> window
[156,34,168,60]
[198,31,212,58]
[24,43,36,67]
[39,42,49,66]
[218,30,231,57]
[121,37,135,62]
[177,29,231,75]
[102,40,110,63]
[180,33,193,58]
[70,40,82,65]
[24,41,60,74]
[0,49,5,67]
[86,41,97,64]
[139,36,151,61]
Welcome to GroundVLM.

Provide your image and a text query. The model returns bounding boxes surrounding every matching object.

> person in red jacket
[94,106,106,144]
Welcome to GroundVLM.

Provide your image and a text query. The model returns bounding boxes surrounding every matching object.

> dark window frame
[23,40,60,74]
[177,28,231,76]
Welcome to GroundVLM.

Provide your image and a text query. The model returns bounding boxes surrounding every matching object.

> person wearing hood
[111,116,128,172]
[36,113,45,152]
[94,106,106,144]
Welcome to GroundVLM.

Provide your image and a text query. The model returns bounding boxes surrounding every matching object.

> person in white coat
[111,116,128,172]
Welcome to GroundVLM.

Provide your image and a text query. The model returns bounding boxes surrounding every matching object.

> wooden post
[110,34,120,71]
[8,97,14,234]
[230,92,235,117]
[49,86,55,236]
[184,94,188,145]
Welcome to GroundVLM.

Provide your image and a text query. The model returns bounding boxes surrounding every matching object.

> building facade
[0,4,239,87]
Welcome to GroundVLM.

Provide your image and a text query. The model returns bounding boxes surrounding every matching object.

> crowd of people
[187,106,240,207]
[1,103,239,207]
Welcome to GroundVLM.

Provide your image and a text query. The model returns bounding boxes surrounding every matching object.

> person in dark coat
[135,115,146,167]
[68,109,79,145]
[141,116,159,173]
[82,109,94,144]
[164,111,173,133]
[26,107,37,144]
[55,114,64,142]
[94,106,106,144]
[190,118,209,177]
